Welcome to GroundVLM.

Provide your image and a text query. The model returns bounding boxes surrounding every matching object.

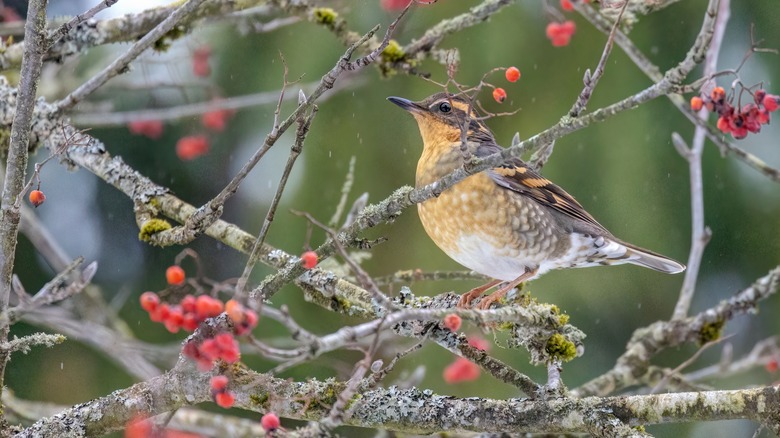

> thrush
[388,92,685,309]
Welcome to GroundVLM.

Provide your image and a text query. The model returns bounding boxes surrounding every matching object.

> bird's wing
[476,142,609,234]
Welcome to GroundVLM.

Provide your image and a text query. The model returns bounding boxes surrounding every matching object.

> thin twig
[47,0,121,47]
[568,0,629,117]
[235,93,317,299]
[672,0,729,321]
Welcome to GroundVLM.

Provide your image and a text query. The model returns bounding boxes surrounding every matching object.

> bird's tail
[621,241,686,274]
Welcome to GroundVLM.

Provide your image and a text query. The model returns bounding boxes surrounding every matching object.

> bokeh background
[8,0,780,436]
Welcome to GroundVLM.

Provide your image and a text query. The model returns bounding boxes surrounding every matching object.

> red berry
[561,20,576,35]
[755,89,767,105]
[139,292,159,312]
[166,265,186,286]
[261,413,281,432]
[443,313,462,331]
[380,0,411,10]
[560,0,574,11]
[164,307,184,333]
[210,375,229,391]
[192,46,211,78]
[468,336,490,351]
[180,295,197,313]
[175,135,210,161]
[443,357,480,383]
[201,109,232,132]
[149,303,171,323]
[758,109,770,124]
[763,94,779,112]
[690,96,703,112]
[716,116,731,133]
[199,339,221,361]
[127,120,164,140]
[196,295,224,319]
[29,190,46,207]
[505,66,521,83]
[546,22,560,39]
[301,251,318,269]
[767,358,779,373]
[214,333,240,363]
[214,391,235,408]
[181,313,199,331]
[492,87,507,103]
[124,416,153,438]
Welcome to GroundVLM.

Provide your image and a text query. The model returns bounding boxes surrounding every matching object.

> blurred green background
[9,0,780,436]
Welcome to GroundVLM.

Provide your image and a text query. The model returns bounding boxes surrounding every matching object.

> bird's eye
[438,102,452,113]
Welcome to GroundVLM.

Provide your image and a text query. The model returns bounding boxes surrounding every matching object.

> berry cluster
[183,332,241,371]
[545,21,576,47]
[141,292,228,333]
[691,87,779,140]
[210,375,236,408]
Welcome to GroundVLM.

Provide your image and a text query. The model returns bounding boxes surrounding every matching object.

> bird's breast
[416,171,569,281]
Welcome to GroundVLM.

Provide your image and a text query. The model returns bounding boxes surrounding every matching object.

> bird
[387,92,685,310]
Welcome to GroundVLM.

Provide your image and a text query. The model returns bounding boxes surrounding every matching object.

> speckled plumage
[388,93,685,308]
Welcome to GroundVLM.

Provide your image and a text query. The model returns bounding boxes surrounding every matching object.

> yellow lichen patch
[545,333,577,362]
[311,7,338,25]
[697,319,725,345]
[381,39,405,63]
[138,219,171,241]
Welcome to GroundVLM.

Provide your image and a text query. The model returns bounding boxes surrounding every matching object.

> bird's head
[387,93,494,153]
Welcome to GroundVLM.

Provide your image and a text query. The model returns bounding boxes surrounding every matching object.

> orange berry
[443,313,462,331]
[505,66,521,83]
[690,96,703,111]
[301,251,318,269]
[29,190,46,207]
[225,299,246,325]
[166,265,186,286]
[492,87,507,103]
[710,86,725,103]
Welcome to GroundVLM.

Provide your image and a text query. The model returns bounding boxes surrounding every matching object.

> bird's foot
[457,279,501,308]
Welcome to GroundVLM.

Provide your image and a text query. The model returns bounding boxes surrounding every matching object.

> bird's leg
[476,267,539,310]
[457,279,501,308]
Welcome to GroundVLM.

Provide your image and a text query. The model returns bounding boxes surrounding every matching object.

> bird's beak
[387,96,423,114]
